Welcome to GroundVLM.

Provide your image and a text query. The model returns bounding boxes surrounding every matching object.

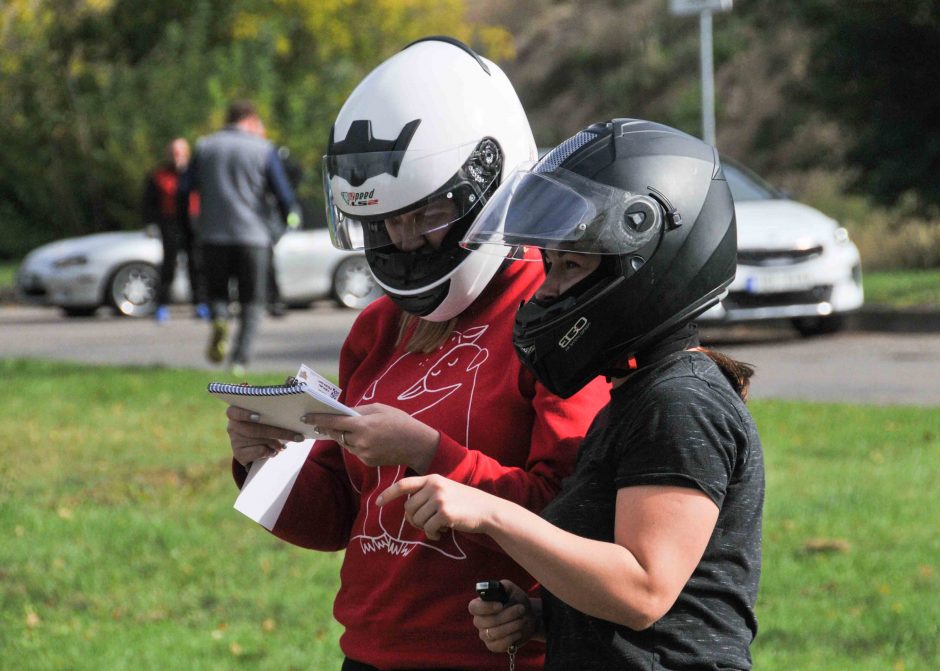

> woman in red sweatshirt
[223,37,607,671]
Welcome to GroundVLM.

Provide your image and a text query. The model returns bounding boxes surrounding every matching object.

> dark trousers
[157,222,204,306]
[201,243,270,364]
[267,244,283,306]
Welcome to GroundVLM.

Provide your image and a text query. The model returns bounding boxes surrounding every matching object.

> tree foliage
[0,0,512,258]
[3,0,940,261]
[797,0,940,211]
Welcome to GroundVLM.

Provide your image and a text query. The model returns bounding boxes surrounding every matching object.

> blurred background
[2,0,939,273]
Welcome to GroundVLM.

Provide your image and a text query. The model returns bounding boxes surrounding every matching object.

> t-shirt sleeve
[614,376,741,507]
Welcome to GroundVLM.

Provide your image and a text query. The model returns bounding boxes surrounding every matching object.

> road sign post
[669,0,733,147]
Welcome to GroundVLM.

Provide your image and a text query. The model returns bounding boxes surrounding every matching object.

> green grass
[1,360,938,669]
[863,268,940,309]
[0,360,345,671]
[0,260,16,290]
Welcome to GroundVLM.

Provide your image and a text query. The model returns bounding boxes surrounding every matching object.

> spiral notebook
[207,378,357,439]
[213,365,357,529]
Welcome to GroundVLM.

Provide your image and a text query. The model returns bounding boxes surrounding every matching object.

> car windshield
[723,160,782,202]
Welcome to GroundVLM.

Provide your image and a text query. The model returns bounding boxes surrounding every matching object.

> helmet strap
[603,322,700,380]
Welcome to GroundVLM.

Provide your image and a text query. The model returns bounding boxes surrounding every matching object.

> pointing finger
[376,476,429,506]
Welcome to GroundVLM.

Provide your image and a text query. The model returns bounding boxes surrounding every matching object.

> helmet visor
[323,138,502,251]
[461,165,663,257]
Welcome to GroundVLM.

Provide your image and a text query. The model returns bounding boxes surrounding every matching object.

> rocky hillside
[473,0,846,192]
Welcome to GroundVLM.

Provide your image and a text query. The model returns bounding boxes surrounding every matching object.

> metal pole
[700,9,716,146]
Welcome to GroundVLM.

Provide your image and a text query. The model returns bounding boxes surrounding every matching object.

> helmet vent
[535,131,598,173]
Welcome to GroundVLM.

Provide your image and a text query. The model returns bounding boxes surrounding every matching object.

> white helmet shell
[324,37,536,321]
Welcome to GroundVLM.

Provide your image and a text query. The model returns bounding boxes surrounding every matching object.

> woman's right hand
[468,580,542,653]
[225,406,305,466]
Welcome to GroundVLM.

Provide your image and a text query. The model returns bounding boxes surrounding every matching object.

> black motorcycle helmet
[461,118,737,397]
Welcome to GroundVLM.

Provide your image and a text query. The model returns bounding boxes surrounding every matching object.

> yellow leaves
[207,619,274,657]
[83,0,115,13]
[803,537,850,554]
[475,25,516,62]
[227,0,512,68]
[232,12,263,41]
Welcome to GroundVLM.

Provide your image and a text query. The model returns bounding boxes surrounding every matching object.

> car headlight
[833,227,851,244]
[52,254,89,269]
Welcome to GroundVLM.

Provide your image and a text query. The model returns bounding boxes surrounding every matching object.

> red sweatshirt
[255,259,608,670]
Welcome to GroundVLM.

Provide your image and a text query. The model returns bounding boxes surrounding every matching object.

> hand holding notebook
[207,365,357,439]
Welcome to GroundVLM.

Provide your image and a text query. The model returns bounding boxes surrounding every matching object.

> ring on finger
[340,430,350,447]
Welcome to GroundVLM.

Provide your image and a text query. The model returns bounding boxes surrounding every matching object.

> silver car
[698,159,864,336]
[15,225,382,317]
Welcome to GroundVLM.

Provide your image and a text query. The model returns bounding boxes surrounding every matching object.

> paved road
[2,302,939,406]
[0,302,357,380]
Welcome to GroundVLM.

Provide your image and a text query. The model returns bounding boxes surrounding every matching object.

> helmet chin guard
[463,118,737,397]
[323,37,536,320]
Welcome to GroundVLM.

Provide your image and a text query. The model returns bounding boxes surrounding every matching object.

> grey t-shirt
[190,127,294,248]
[540,350,764,671]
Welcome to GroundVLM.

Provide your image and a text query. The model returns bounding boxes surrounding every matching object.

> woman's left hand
[303,403,440,473]
[469,581,542,653]
[376,474,497,540]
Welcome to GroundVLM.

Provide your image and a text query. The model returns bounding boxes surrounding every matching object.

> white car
[15,225,383,317]
[698,159,864,336]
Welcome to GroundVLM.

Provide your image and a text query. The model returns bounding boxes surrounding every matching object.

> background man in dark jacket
[143,137,205,322]
[178,100,297,374]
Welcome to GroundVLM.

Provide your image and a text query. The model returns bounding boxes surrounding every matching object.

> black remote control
[475,579,510,604]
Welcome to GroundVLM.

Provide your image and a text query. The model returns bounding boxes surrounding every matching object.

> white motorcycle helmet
[323,36,537,321]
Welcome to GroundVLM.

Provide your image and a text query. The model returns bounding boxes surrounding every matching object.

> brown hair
[226,99,259,124]
[697,347,755,402]
[396,313,459,353]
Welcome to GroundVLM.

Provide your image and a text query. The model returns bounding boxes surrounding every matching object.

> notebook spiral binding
[207,382,307,397]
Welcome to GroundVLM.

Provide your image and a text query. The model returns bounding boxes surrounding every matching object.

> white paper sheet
[233,438,314,530]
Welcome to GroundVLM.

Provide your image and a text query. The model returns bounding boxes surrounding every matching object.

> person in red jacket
[141,137,204,321]
[222,37,608,671]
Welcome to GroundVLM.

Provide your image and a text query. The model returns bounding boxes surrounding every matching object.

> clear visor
[323,139,501,251]
[461,165,663,258]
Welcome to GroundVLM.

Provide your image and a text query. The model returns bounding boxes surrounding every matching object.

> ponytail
[698,348,755,402]
[397,312,459,353]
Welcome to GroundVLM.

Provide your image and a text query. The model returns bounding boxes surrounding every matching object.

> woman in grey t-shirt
[378,119,764,670]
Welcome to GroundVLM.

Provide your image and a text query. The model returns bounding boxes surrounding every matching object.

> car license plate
[745,270,815,294]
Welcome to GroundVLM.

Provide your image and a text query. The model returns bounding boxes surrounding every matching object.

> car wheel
[332,256,381,309]
[792,314,844,337]
[107,262,160,317]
